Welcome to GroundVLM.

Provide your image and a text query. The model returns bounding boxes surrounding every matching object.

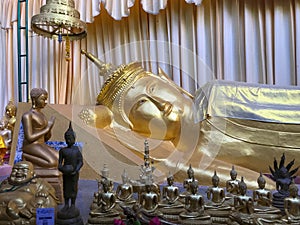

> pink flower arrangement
[150,217,161,225]
[114,219,126,225]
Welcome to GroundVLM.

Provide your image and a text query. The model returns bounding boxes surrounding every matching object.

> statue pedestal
[56,207,84,225]
[272,192,289,215]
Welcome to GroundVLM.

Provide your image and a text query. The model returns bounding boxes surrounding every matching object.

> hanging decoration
[31,0,87,61]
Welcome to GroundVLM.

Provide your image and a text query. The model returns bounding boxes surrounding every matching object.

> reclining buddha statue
[79,50,300,190]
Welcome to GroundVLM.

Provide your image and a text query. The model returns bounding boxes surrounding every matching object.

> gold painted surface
[77,51,300,190]
[195,80,300,124]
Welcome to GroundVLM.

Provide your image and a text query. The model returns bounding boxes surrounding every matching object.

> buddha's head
[289,181,298,198]
[96,62,194,141]
[64,122,76,147]
[30,88,48,109]
[187,164,194,179]
[257,172,266,189]
[167,172,174,185]
[5,100,17,119]
[190,180,199,194]
[9,161,35,185]
[212,170,220,187]
[239,177,247,195]
[230,166,237,180]
[121,169,129,184]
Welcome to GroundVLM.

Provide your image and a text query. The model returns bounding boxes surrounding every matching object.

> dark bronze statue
[57,122,84,225]
[270,153,299,214]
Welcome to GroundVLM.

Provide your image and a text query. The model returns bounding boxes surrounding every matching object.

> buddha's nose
[148,96,172,113]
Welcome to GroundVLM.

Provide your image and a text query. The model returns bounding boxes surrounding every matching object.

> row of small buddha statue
[85,163,300,225]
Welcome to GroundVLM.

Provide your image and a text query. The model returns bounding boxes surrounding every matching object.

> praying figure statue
[21,88,62,201]
[0,161,58,224]
[21,88,58,168]
[57,122,84,225]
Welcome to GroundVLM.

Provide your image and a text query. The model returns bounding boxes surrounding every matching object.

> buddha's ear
[158,67,194,99]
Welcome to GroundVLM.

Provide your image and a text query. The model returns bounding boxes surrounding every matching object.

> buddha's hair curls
[30,88,48,99]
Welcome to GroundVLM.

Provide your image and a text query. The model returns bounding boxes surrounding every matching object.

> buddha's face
[258,180,266,189]
[5,107,16,118]
[33,94,48,109]
[188,170,194,179]
[9,162,34,185]
[212,178,219,187]
[230,171,237,180]
[167,176,174,185]
[65,133,75,146]
[123,74,191,140]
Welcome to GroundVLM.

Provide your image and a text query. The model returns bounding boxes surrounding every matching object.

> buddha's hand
[79,108,96,125]
[6,201,20,219]
[48,116,56,130]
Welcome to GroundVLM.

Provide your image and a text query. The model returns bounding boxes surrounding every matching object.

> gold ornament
[31,0,87,41]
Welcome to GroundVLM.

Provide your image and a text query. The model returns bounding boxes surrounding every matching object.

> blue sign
[36,208,55,225]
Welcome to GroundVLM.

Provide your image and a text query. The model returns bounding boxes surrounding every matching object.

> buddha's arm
[22,113,53,143]
[79,105,113,129]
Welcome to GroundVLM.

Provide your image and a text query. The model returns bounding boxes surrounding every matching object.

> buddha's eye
[148,84,156,94]
[138,99,147,106]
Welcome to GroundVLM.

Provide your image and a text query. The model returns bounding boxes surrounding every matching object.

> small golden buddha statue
[230,177,256,224]
[282,181,300,224]
[249,172,282,223]
[88,178,120,224]
[4,100,17,133]
[205,171,232,223]
[226,166,240,196]
[158,172,184,222]
[0,119,12,164]
[139,183,161,215]
[0,161,58,224]
[180,164,198,202]
[116,169,136,206]
[179,180,211,224]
